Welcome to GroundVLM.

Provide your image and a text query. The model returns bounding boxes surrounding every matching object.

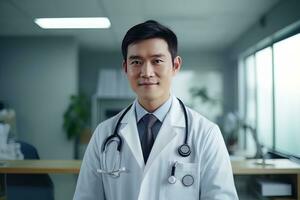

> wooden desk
[0,159,300,199]
[0,160,81,174]
[232,159,300,174]
[232,159,300,200]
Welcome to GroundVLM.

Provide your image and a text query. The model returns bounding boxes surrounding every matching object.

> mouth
[138,82,159,86]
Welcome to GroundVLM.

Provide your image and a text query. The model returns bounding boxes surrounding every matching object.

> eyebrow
[128,54,166,60]
[128,55,142,60]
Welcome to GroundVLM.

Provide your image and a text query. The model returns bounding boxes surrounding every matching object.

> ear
[122,60,127,73]
[172,56,182,75]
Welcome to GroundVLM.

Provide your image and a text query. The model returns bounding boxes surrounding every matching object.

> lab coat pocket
[163,161,200,200]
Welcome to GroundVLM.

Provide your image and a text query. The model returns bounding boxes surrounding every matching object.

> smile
[138,82,159,86]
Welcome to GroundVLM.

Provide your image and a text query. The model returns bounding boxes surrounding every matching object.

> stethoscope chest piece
[178,144,191,157]
[182,174,194,187]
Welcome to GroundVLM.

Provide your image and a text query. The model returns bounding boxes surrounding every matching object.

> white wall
[0,36,78,200]
[180,50,225,71]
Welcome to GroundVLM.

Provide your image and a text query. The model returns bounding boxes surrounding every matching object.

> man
[73,20,238,200]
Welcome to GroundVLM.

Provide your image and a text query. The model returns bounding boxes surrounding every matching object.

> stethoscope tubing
[101,104,132,152]
[102,98,190,156]
[177,99,189,145]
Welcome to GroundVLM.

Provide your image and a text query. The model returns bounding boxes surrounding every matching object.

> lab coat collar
[119,106,145,169]
[121,96,185,128]
[169,96,186,128]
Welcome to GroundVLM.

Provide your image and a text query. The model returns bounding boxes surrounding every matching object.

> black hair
[121,20,178,61]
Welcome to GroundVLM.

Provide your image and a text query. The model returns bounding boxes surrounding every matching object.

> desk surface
[0,159,300,175]
[232,159,300,175]
[0,160,81,174]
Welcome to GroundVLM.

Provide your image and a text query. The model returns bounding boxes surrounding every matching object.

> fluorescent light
[34,17,111,29]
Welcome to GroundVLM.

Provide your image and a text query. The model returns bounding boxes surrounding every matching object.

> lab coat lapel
[119,106,145,170]
[143,97,185,175]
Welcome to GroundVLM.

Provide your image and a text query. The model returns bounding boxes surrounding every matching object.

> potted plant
[63,95,90,159]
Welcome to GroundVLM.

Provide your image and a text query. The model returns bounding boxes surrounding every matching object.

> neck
[138,95,170,113]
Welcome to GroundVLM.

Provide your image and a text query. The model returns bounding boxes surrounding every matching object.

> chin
[141,94,157,100]
[141,92,165,102]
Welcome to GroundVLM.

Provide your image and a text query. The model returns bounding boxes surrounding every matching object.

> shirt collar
[135,96,172,123]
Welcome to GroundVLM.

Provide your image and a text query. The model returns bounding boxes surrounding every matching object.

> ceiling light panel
[34,17,111,29]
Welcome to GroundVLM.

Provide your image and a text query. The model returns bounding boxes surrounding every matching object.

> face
[123,38,181,106]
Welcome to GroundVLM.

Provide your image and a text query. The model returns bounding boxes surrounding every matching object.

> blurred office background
[0,0,300,199]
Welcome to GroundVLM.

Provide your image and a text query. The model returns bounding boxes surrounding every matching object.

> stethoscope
[97,98,194,186]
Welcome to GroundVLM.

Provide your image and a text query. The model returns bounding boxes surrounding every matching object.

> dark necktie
[141,114,157,163]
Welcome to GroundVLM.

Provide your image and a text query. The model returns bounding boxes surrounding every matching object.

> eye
[130,60,142,65]
[153,59,163,64]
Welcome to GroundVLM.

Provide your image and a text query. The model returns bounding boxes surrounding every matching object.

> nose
[140,62,154,78]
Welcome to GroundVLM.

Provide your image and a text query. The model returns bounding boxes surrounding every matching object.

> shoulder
[185,106,223,148]
[185,107,229,165]
[186,106,218,132]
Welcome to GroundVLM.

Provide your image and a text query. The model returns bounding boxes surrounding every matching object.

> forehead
[127,38,171,58]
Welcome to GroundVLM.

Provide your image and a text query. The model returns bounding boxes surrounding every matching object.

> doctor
[73,20,238,200]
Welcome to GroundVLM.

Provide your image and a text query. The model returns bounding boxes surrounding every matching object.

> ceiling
[0,0,280,52]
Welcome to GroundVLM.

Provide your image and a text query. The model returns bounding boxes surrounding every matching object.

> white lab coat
[73,96,238,200]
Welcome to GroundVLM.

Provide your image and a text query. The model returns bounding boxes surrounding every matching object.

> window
[273,33,300,157]
[255,47,273,148]
[245,56,256,128]
[241,32,300,158]
[244,56,257,152]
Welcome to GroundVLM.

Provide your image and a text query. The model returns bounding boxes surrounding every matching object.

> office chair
[6,141,54,200]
